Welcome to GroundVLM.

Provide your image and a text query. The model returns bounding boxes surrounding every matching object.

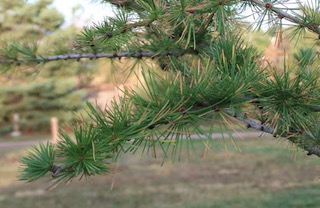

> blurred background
[0,0,320,207]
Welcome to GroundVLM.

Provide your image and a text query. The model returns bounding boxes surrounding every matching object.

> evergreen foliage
[0,0,93,133]
[0,0,319,184]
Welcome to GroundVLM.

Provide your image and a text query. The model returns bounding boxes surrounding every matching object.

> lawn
[0,134,319,208]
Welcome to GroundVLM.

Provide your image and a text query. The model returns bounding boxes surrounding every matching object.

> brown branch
[224,109,320,157]
[0,50,185,64]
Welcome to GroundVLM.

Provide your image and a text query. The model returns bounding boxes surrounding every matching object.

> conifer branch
[13,0,320,184]
[109,0,320,37]
[0,50,185,64]
[1,0,319,66]
[226,110,320,157]
[249,0,320,35]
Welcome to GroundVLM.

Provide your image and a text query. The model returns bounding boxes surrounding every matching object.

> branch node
[278,14,284,19]
[105,32,113,38]
[148,124,156,130]
[135,50,143,59]
[213,106,220,112]
[51,164,62,177]
[179,107,187,115]
[265,2,272,9]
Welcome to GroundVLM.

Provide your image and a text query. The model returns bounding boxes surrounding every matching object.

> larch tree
[0,0,319,184]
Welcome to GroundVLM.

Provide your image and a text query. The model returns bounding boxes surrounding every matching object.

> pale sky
[52,0,114,27]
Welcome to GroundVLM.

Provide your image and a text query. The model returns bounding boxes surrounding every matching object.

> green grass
[0,135,319,208]
[186,185,320,208]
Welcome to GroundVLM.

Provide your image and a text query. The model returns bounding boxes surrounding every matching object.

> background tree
[0,0,319,184]
[0,0,94,133]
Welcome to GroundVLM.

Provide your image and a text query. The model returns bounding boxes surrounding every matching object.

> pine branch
[15,0,320,184]
[0,50,185,64]
[1,0,319,66]
[249,0,320,35]
[225,110,320,157]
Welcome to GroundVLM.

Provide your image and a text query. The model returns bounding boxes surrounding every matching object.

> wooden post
[51,117,59,143]
[10,113,21,137]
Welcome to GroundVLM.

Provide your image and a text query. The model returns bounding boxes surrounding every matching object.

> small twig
[249,0,320,35]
